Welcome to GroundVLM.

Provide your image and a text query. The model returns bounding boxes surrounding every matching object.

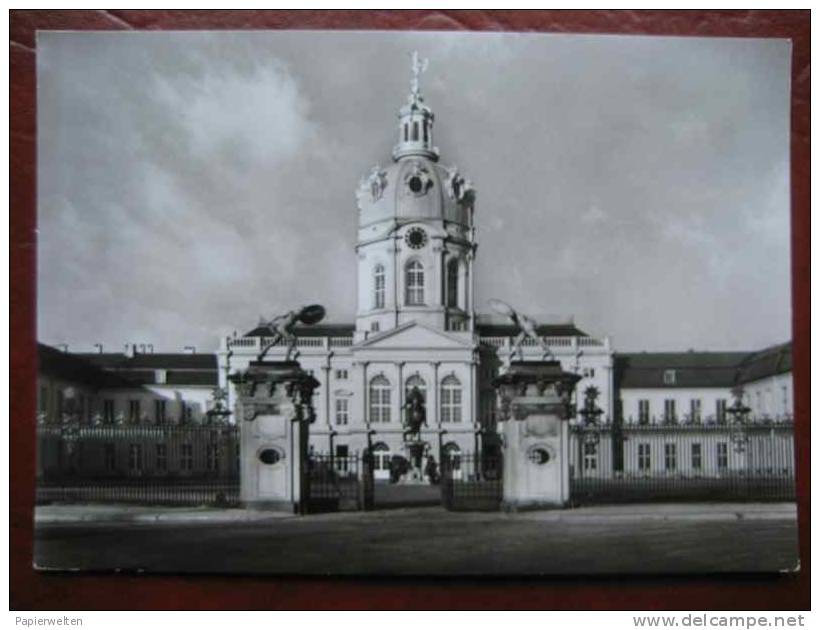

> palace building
[36,57,793,485]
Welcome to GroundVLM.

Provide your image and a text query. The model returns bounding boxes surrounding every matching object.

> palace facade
[37,58,793,482]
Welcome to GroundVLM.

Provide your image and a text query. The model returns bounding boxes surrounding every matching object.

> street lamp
[577,385,604,445]
[727,386,751,452]
[205,387,232,425]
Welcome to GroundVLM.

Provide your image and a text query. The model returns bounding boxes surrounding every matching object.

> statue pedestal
[230,361,319,513]
[493,361,580,510]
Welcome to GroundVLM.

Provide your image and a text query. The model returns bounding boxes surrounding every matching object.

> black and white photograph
[33,29,797,576]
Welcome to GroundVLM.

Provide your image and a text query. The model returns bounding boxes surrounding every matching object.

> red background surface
[10,10,810,610]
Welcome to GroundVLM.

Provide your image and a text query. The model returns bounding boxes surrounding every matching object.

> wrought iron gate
[441,452,503,511]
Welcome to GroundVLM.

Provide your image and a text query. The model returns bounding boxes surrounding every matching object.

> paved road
[34,506,798,576]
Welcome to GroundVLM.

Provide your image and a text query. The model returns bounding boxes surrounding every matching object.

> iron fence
[306,452,366,512]
[569,421,795,504]
[441,452,503,511]
[36,423,240,506]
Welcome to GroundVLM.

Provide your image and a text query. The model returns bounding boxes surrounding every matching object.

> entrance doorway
[371,442,391,481]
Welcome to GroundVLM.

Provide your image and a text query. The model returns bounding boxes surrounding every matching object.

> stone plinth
[229,361,319,513]
[493,361,581,510]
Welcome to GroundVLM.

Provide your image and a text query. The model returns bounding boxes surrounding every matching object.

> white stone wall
[742,372,793,419]
[620,387,733,425]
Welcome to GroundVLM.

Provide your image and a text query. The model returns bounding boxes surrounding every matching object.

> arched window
[405,260,424,305]
[369,375,391,424]
[440,375,462,424]
[412,121,419,141]
[373,264,385,309]
[423,121,428,143]
[446,258,459,308]
[403,124,408,142]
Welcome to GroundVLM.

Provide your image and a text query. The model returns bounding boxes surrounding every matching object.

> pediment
[354,321,473,351]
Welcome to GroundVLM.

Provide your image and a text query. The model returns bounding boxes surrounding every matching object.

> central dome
[356,157,474,228]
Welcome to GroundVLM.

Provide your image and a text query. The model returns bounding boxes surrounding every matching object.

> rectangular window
[335,398,349,426]
[104,443,116,472]
[374,270,385,309]
[638,400,650,424]
[717,442,728,470]
[663,399,676,424]
[405,262,424,305]
[441,386,462,424]
[369,384,391,423]
[664,443,677,471]
[663,369,677,385]
[370,321,380,333]
[691,443,702,470]
[583,368,596,378]
[782,385,789,416]
[181,443,194,471]
[335,445,349,472]
[39,386,48,414]
[155,443,167,472]
[128,399,141,423]
[690,399,702,423]
[206,444,219,472]
[103,399,115,424]
[716,399,727,424]
[128,444,143,473]
[583,442,598,471]
[154,399,166,424]
[335,369,349,380]
[638,443,651,471]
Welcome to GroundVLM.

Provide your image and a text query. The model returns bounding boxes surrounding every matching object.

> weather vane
[410,50,428,98]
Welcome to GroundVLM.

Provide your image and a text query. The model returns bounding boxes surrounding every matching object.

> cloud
[37,32,791,353]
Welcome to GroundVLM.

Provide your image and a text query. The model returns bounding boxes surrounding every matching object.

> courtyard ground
[33,503,799,576]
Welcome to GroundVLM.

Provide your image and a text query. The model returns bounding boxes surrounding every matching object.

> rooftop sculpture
[257,304,325,362]
[488,298,555,368]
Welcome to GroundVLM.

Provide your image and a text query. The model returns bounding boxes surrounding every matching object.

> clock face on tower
[405,227,428,250]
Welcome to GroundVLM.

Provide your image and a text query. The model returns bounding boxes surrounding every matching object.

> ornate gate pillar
[493,361,580,510]
[230,361,319,513]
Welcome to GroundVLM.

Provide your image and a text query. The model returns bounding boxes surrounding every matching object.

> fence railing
[306,452,366,512]
[441,452,503,511]
[36,424,240,506]
[569,422,795,504]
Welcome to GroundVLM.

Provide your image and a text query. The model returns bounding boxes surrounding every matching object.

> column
[397,361,405,426]
[323,363,332,452]
[359,361,369,428]
[431,361,441,428]
[467,250,475,330]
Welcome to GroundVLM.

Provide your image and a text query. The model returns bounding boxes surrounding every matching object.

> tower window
[404,123,408,142]
[405,260,424,305]
[447,258,459,308]
[423,121,428,143]
[412,121,419,141]
[373,264,385,309]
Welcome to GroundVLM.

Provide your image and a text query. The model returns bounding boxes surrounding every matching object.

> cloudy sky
[37,31,791,353]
